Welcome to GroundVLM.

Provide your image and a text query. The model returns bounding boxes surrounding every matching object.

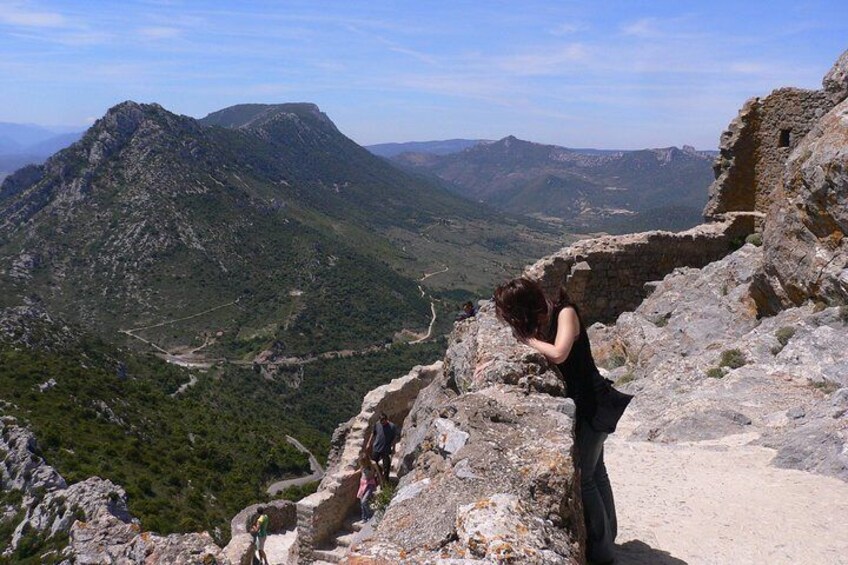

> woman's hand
[524,308,580,364]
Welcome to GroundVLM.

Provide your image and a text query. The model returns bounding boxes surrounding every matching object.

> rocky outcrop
[753,97,848,311]
[523,213,756,324]
[0,417,227,563]
[346,304,583,564]
[589,243,848,480]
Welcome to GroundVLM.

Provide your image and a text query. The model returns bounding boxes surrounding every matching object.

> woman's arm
[526,307,580,364]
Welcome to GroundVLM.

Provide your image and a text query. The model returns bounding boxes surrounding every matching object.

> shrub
[604,354,626,370]
[373,482,396,516]
[706,367,725,379]
[719,349,746,369]
[745,233,763,246]
[775,327,796,346]
[809,379,839,394]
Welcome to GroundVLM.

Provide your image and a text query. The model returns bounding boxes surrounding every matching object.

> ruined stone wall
[705,50,848,221]
[523,212,757,325]
[296,362,441,563]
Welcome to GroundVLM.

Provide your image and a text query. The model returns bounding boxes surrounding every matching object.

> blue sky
[1,0,847,149]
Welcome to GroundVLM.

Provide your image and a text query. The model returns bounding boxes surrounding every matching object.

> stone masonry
[296,362,441,563]
[705,50,848,221]
[523,212,756,325]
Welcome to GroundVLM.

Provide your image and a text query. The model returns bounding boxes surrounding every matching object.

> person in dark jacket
[494,277,629,564]
[367,412,398,481]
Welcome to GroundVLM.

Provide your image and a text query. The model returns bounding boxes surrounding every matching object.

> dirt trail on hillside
[607,414,848,565]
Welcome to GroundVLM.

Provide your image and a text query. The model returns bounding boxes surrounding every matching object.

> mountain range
[0,102,563,359]
[0,122,83,183]
[389,136,716,233]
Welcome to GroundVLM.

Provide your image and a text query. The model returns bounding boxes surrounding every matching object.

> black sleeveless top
[546,303,606,424]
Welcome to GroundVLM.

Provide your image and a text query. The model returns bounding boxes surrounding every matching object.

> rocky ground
[588,242,848,564]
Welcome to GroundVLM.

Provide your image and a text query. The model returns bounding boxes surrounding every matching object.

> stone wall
[222,500,298,565]
[705,49,848,221]
[523,212,757,325]
[296,362,442,563]
[705,88,833,220]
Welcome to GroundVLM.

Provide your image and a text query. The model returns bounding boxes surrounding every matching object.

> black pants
[372,450,391,479]
[577,421,617,562]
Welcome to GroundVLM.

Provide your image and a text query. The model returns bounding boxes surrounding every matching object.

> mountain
[0,102,563,359]
[367,139,489,158]
[391,135,715,233]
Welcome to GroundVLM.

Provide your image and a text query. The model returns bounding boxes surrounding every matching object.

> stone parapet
[523,213,758,325]
[296,362,442,563]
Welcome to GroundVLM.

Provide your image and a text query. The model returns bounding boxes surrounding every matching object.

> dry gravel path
[607,416,848,565]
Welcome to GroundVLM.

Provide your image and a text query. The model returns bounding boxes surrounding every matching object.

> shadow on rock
[615,540,688,565]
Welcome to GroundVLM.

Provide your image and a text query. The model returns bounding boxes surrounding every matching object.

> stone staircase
[311,514,366,564]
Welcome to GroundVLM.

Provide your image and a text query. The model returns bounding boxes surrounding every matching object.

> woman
[357,454,383,521]
[494,277,626,564]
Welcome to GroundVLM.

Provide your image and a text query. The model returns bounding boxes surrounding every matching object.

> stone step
[334,531,358,548]
[312,546,347,563]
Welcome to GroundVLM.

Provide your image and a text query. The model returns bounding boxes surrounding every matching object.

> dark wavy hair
[494,277,573,341]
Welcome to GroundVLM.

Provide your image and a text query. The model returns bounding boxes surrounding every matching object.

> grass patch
[706,367,725,379]
[771,326,796,355]
[745,232,763,247]
[615,372,635,386]
[603,354,626,370]
[373,482,397,516]
[719,348,747,369]
[808,379,839,395]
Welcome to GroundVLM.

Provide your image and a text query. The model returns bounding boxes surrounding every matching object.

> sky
[1,0,847,150]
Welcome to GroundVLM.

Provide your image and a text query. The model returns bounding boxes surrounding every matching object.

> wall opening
[779,129,791,148]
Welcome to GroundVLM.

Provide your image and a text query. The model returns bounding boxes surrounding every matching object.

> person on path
[494,277,632,565]
[249,507,270,565]
[367,412,398,481]
[356,455,383,521]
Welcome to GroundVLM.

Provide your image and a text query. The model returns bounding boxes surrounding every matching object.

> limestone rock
[823,49,848,104]
[347,305,583,564]
[590,244,848,480]
[754,97,848,311]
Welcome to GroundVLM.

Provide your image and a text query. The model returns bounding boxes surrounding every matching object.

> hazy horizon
[2,0,847,150]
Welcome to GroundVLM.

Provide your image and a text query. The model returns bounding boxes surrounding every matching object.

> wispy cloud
[549,22,582,36]
[0,1,65,28]
[496,43,588,76]
[137,26,182,40]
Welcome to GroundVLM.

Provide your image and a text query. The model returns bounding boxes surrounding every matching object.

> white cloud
[496,44,588,76]
[621,17,659,38]
[0,2,65,28]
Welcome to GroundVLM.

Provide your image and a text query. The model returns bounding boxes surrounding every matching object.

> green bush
[719,349,746,369]
[775,327,796,346]
[706,367,725,379]
[745,233,763,246]
[604,354,626,370]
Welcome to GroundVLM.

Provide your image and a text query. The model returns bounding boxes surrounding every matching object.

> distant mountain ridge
[367,139,490,158]
[0,122,84,179]
[390,135,715,233]
[0,102,562,358]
